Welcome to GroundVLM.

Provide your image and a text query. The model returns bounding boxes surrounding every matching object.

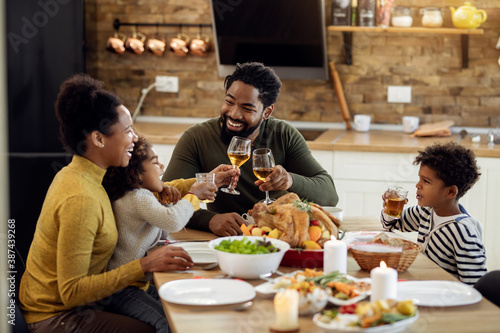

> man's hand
[254,165,293,192]
[210,164,240,188]
[208,213,247,236]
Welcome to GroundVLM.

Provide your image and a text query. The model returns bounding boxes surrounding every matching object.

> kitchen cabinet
[327,26,484,68]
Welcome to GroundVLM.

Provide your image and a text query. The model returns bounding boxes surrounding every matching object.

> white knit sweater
[107,188,194,271]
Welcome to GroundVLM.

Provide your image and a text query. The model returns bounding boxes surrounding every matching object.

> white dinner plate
[313,311,419,333]
[397,280,482,306]
[170,242,217,264]
[254,272,371,306]
[158,279,256,306]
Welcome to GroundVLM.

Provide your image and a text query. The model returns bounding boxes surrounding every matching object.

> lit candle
[323,236,347,274]
[272,289,299,331]
[370,261,398,301]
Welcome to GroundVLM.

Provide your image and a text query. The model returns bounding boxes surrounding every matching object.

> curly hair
[102,136,152,202]
[55,74,123,155]
[413,142,480,199]
[224,62,282,109]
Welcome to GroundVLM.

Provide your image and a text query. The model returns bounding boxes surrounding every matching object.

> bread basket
[350,239,421,273]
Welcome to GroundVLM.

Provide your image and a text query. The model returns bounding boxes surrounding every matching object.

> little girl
[102,135,236,332]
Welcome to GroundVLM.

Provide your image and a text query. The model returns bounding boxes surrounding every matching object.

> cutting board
[411,120,455,137]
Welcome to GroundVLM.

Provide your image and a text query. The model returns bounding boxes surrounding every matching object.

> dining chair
[474,270,500,307]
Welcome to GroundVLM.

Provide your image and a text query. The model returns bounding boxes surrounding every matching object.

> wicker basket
[350,239,421,273]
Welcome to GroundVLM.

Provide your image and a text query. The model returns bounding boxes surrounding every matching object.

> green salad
[214,237,280,254]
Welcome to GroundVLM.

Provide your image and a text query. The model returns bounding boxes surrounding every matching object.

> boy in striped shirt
[380,142,486,285]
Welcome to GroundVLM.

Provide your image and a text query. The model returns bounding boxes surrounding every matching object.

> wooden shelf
[328,26,484,34]
[327,26,484,68]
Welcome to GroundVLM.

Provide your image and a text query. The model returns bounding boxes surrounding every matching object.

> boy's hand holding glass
[383,186,409,218]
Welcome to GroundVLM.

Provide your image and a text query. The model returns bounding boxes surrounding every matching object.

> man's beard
[219,116,262,145]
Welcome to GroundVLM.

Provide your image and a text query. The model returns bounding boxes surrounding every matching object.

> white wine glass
[221,136,251,195]
[252,148,275,205]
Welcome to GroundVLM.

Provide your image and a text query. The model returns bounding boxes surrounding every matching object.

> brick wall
[85,0,500,127]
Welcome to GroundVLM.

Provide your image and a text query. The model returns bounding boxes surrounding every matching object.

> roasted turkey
[248,193,341,248]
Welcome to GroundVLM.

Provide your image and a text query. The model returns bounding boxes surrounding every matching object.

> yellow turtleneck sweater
[19,155,145,324]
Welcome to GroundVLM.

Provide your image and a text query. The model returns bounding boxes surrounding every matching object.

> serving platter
[280,249,324,268]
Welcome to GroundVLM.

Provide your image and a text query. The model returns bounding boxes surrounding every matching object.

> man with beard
[163,62,339,236]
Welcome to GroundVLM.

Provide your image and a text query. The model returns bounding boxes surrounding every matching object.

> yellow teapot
[450,2,487,29]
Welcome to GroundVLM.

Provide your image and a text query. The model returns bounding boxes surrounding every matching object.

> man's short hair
[224,62,282,109]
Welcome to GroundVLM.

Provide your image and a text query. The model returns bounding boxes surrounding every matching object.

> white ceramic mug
[353,115,371,132]
[402,116,419,133]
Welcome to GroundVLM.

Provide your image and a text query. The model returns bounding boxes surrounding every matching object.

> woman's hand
[139,245,193,273]
[160,185,182,204]
[189,182,217,202]
[210,164,240,188]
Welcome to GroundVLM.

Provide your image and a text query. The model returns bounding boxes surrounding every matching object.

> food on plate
[307,271,371,300]
[246,193,341,249]
[267,270,370,303]
[214,237,280,254]
[294,281,329,315]
[317,299,417,328]
[271,269,324,289]
[269,269,328,315]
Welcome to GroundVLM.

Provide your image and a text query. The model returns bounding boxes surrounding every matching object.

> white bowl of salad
[208,236,290,279]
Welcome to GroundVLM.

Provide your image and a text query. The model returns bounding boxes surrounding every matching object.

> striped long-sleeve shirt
[380,205,487,285]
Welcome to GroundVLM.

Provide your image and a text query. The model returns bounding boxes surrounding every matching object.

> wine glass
[252,148,275,205]
[221,136,252,195]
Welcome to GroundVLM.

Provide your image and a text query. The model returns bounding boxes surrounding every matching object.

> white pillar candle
[323,236,347,274]
[370,261,398,301]
[273,289,299,330]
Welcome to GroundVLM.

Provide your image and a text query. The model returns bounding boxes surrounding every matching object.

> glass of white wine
[252,148,275,205]
[221,136,252,195]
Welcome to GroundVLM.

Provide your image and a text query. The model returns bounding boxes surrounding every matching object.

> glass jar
[420,7,443,28]
[391,7,413,27]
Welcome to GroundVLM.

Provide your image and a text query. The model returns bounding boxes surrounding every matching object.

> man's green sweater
[163,117,338,231]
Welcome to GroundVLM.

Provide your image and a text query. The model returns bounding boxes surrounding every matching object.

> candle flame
[330,235,337,241]
[380,261,387,268]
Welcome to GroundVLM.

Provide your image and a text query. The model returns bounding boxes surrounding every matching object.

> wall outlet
[388,86,412,103]
[155,76,179,93]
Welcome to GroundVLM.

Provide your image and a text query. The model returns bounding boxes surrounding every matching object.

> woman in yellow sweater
[19,74,193,332]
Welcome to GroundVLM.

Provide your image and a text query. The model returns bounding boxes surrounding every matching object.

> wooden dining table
[153,216,500,333]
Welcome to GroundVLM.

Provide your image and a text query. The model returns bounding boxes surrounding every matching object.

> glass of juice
[195,173,216,203]
[384,186,408,218]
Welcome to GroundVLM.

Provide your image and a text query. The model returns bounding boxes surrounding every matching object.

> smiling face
[415,164,455,210]
[220,81,273,144]
[101,105,138,168]
[139,147,165,193]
